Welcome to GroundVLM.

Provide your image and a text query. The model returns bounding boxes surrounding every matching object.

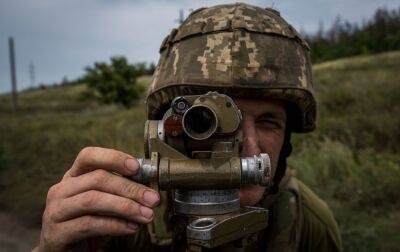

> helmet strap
[267,129,292,195]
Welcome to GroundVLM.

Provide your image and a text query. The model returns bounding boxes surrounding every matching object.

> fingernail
[127,222,138,230]
[143,191,160,206]
[125,158,139,173]
[140,206,154,219]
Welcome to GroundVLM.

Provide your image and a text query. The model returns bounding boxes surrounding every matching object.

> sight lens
[183,106,217,140]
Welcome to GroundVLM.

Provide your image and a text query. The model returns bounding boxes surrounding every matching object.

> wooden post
[29,61,35,88]
[176,9,184,25]
[8,37,18,111]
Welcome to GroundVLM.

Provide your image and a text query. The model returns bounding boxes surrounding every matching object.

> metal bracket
[186,206,268,249]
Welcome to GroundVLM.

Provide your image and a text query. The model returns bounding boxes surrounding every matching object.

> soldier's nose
[240,118,261,157]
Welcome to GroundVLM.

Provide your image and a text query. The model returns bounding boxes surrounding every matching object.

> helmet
[147,3,316,133]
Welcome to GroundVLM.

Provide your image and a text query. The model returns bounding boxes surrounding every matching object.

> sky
[0,0,399,93]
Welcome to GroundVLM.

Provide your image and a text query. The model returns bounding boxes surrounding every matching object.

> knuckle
[92,169,110,184]
[125,183,146,200]
[95,218,116,234]
[103,218,136,234]
[120,199,136,213]
[42,208,52,222]
[44,201,61,223]
[79,216,95,234]
[81,190,100,210]
[80,146,96,157]
[76,146,97,165]
[47,183,61,201]
[125,183,145,200]
[99,218,113,230]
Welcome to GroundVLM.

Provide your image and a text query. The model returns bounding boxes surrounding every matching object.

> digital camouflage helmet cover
[147,3,317,133]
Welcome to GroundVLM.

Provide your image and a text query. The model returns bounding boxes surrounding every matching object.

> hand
[34,147,160,252]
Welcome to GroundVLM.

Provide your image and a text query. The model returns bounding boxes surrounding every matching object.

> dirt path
[0,211,40,251]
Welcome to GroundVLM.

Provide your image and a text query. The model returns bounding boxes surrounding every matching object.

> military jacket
[103,175,343,252]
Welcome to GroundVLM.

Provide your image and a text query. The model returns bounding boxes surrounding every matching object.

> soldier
[34,3,342,252]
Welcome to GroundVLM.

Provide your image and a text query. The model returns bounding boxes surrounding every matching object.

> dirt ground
[0,211,40,251]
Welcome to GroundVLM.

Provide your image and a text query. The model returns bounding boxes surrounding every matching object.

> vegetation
[305,7,400,63]
[0,76,150,224]
[0,52,399,251]
[83,56,146,107]
[0,144,6,171]
[290,51,400,251]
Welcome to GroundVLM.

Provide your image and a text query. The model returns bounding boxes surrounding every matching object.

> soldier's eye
[256,118,283,130]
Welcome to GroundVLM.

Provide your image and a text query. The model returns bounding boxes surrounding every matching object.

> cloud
[0,0,399,93]
[0,0,179,92]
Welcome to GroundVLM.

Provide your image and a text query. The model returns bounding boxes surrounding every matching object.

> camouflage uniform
[105,3,342,251]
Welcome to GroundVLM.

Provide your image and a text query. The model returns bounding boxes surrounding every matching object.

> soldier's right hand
[34,147,160,252]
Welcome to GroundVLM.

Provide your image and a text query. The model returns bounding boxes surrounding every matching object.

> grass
[0,76,151,223]
[1,53,400,251]
[290,51,400,251]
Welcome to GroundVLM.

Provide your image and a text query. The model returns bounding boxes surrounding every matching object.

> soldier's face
[235,98,287,206]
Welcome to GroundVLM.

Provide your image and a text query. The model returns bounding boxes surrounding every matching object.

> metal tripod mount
[131,92,272,251]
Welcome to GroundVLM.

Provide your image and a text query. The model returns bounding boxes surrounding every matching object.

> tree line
[82,6,400,107]
[305,6,400,63]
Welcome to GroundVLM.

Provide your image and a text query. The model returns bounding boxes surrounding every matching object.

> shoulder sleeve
[297,179,343,252]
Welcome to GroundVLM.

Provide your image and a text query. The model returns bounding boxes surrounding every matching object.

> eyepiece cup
[183,105,218,140]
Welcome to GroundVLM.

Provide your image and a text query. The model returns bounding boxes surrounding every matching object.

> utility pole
[176,9,184,25]
[29,61,35,88]
[8,37,18,111]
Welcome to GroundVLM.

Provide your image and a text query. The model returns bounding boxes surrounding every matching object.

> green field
[1,52,400,251]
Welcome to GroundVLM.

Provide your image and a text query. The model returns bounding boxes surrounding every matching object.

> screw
[177,101,186,110]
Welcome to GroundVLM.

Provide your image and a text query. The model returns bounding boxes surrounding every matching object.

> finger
[51,190,154,224]
[66,147,139,178]
[56,170,159,207]
[56,215,139,248]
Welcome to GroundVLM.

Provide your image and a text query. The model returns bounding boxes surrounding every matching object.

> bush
[290,138,400,208]
[289,138,400,251]
[83,56,145,107]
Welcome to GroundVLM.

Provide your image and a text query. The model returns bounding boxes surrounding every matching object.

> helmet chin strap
[266,129,292,195]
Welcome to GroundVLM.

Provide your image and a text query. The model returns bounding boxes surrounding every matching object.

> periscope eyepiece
[182,105,218,140]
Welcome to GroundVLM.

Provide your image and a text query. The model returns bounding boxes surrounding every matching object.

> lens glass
[184,106,216,139]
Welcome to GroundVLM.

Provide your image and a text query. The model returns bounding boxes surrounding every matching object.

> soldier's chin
[239,184,265,206]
